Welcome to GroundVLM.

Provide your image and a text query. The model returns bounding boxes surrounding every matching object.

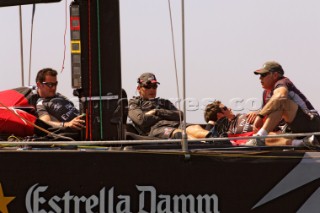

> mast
[72,0,123,141]
[181,0,188,152]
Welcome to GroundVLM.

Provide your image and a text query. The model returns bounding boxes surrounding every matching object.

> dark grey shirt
[128,96,183,134]
[36,93,79,122]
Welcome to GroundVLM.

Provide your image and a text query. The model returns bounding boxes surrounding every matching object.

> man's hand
[246,112,258,124]
[65,115,86,130]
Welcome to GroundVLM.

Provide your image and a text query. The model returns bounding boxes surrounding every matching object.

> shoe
[216,133,232,146]
[205,133,232,146]
[302,135,320,148]
[245,136,265,146]
[214,139,232,146]
[171,132,183,139]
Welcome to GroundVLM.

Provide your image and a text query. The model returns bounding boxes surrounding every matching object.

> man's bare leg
[186,125,210,138]
[265,132,292,146]
[261,99,298,133]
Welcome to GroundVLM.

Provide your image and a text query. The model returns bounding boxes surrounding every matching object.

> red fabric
[0,108,36,136]
[0,89,30,107]
[229,132,254,146]
[0,88,37,136]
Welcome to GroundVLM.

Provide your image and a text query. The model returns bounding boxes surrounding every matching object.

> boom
[0,0,61,7]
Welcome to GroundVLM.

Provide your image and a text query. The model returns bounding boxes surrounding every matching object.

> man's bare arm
[259,86,288,116]
[39,114,85,130]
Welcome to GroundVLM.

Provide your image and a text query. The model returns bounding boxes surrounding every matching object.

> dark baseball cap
[137,72,160,85]
[254,61,284,75]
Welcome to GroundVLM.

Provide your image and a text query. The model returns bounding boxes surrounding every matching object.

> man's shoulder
[236,113,247,117]
[274,76,292,87]
[231,113,249,125]
[157,97,170,102]
[36,93,69,106]
[43,93,68,101]
[55,93,69,100]
[128,96,171,105]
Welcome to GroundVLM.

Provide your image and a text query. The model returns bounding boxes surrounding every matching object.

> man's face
[259,72,278,90]
[138,83,158,100]
[219,104,235,120]
[37,75,58,98]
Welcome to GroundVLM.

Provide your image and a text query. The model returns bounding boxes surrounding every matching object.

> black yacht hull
[0,149,318,212]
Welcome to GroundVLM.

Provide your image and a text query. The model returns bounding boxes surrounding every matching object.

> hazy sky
[1,0,320,123]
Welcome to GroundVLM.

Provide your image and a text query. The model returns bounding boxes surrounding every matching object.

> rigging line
[28,4,36,86]
[167,0,182,126]
[96,0,104,139]
[88,0,93,140]
[19,6,25,87]
[60,0,68,73]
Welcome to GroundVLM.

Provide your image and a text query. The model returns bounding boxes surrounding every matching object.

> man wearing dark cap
[128,72,228,142]
[246,61,320,146]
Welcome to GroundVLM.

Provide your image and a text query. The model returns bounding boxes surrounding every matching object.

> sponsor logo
[0,182,15,213]
[25,185,220,213]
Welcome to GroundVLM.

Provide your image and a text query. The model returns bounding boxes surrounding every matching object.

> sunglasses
[260,72,270,78]
[143,84,158,89]
[42,81,58,88]
[221,106,228,111]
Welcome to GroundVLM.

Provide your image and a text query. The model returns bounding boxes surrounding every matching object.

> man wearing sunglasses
[203,100,293,146]
[204,100,252,136]
[128,72,229,143]
[35,68,85,131]
[247,61,320,146]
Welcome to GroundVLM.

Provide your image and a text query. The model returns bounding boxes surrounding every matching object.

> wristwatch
[257,114,265,119]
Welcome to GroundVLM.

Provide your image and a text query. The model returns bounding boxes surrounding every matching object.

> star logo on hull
[0,183,15,213]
